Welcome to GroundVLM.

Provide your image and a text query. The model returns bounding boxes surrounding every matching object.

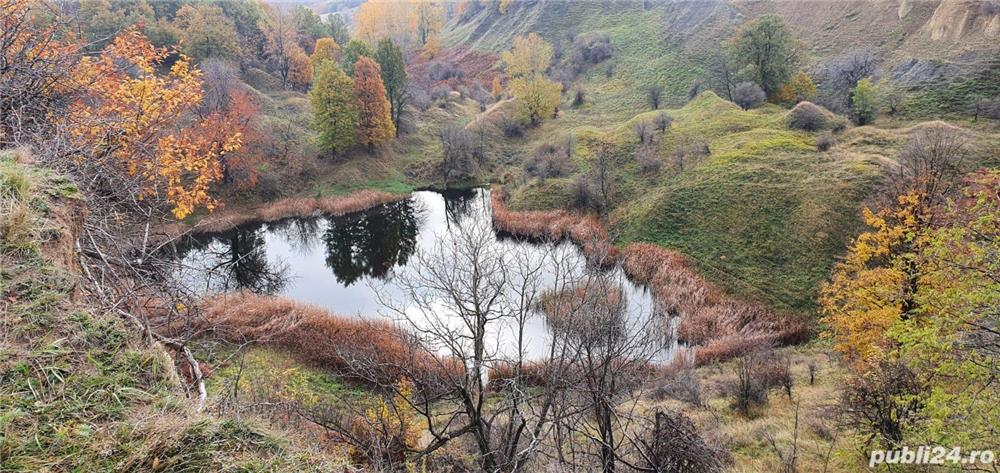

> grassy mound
[0,151,347,471]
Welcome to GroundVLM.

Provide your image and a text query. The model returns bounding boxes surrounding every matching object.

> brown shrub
[490,187,617,261]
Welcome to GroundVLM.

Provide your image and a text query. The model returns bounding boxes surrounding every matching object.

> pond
[172,188,676,361]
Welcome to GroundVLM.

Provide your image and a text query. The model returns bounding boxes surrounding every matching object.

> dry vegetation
[188,292,455,387]
[165,189,407,236]
[493,190,810,365]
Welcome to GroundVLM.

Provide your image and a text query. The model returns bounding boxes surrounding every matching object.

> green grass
[510,93,889,313]
[0,157,347,471]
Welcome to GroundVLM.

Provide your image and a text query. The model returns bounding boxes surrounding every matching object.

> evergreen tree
[341,39,374,76]
[375,38,408,136]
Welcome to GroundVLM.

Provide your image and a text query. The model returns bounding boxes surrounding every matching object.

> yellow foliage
[68,29,241,219]
[354,0,442,50]
[500,33,553,79]
[311,37,341,66]
[820,193,925,369]
[774,71,816,105]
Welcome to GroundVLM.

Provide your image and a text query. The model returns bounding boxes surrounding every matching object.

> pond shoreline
[160,189,409,239]
[490,187,811,365]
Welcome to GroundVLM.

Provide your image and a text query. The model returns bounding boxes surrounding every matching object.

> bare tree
[889,124,969,214]
[647,85,664,110]
[628,410,729,472]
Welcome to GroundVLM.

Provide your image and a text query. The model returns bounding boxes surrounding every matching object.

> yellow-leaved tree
[68,29,241,219]
[501,33,561,125]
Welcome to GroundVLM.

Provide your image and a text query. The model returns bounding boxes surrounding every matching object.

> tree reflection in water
[176,225,290,294]
[440,187,482,229]
[322,198,420,285]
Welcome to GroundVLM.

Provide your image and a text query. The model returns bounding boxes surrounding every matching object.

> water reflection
[321,199,420,286]
[174,225,289,294]
[171,189,672,360]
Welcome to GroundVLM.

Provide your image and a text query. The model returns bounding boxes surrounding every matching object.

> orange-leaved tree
[353,56,395,149]
[311,37,341,66]
[68,29,241,219]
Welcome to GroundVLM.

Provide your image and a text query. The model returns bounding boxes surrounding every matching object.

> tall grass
[193,293,455,386]
[491,187,617,259]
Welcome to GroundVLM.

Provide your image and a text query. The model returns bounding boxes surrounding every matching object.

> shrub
[494,112,525,138]
[571,88,586,108]
[524,140,572,179]
[571,31,612,67]
[438,125,479,185]
[633,120,654,144]
[786,101,831,131]
[635,410,729,473]
[817,132,835,151]
[732,82,766,110]
[569,175,599,211]
[427,61,463,81]
[430,84,451,102]
[647,84,664,110]
[409,86,432,111]
[636,144,662,174]
[653,111,673,132]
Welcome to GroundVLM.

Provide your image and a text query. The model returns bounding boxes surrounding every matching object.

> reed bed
[193,293,457,386]
[490,189,618,260]
[492,192,811,365]
[163,190,408,236]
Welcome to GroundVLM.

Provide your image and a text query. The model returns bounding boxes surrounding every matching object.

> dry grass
[163,190,407,236]
[491,187,617,260]
[492,191,810,365]
[191,293,455,386]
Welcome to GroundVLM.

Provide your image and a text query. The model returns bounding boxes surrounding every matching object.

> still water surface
[173,188,674,360]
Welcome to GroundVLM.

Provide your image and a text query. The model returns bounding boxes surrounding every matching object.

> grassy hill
[503,92,998,313]
[0,151,348,471]
[444,0,1000,121]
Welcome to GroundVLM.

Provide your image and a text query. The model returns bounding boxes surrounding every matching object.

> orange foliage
[353,56,395,148]
[287,46,313,89]
[68,29,241,219]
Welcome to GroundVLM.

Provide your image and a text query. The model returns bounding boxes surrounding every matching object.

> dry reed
[492,192,811,365]
[193,292,456,386]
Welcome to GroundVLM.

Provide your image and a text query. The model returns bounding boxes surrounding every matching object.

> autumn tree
[375,38,408,136]
[310,60,358,156]
[287,46,313,90]
[68,29,241,219]
[261,5,306,88]
[292,5,328,53]
[172,4,241,62]
[354,0,442,51]
[730,15,799,98]
[1,0,79,146]
[852,77,878,125]
[774,71,816,105]
[341,39,374,76]
[501,33,562,125]
[353,56,396,149]
[311,37,341,66]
